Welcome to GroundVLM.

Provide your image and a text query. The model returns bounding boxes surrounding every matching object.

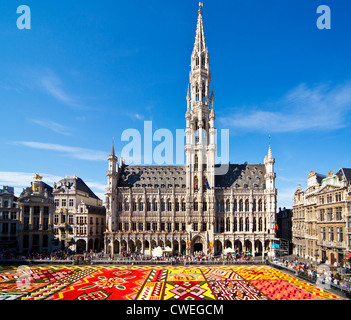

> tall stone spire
[194,2,206,53]
[188,2,211,112]
[185,2,216,223]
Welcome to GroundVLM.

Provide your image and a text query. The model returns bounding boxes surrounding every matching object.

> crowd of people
[271,256,351,294]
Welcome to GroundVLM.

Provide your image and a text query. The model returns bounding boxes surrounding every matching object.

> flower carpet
[0,265,343,300]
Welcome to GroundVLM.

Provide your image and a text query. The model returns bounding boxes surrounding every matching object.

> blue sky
[1,0,351,209]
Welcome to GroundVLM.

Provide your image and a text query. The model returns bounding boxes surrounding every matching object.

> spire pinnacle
[194,2,206,53]
[198,2,203,14]
[267,135,273,159]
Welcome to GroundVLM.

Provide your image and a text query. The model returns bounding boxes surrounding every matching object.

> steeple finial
[268,135,273,159]
[194,2,206,53]
[198,2,203,14]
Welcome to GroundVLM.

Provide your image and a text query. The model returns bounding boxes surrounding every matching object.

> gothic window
[146,201,151,212]
[132,201,137,211]
[181,200,186,211]
[239,199,243,212]
[194,155,198,171]
[124,201,129,211]
[259,217,263,232]
[253,217,257,232]
[220,200,224,212]
[225,199,230,212]
[245,199,249,212]
[201,54,205,67]
[153,200,157,211]
[258,199,262,212]
[233,217,237,232]
[234,199,237,212]
[196,56,199,66]
[239,217,243,231]
[226,217,230,232]
[220,219,224,233]
[194,201,198,211]
[167,200,172,211]
[175,200,180,212]
[253,199,256,212]
[161,200,165,212]
[245,217,249,231]
[203,201,207,211]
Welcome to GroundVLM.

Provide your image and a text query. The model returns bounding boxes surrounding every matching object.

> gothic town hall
[104,3,277,258]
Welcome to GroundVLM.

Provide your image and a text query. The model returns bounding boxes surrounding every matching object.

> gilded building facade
[104,4,277,258]
[52,175,106,253]
[292,169,351,265]
[18,175,56,254]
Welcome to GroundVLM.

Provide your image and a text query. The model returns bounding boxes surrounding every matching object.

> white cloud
[0,172,63,196]
[14,141,107,161]
[277,186,296,209]
[40,73,78,107]
[0,172,106,200]
[219,82,351,133]
[128,113,145,121]
[29,119,72,136]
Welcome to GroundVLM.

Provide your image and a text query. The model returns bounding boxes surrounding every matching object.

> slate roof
[215,164,266,188]
[118,165,186,188]
[53,176,100,200]
[336,168,351,183]
[118,163,266,189]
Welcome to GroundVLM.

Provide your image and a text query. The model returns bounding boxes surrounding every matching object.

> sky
[1,0,351,209]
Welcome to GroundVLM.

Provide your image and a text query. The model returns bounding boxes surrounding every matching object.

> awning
[224,247,235,254]
[152,246,163,257]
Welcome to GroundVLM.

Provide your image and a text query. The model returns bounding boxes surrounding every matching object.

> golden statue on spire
[33,173,43,181]
[198,2,203,14]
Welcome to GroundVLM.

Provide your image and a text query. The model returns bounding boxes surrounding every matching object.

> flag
[106,222,109,232]
[206,181,210,190]
[274,222,279,231]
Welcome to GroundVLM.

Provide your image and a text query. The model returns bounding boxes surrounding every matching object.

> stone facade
[52,175,106,253]
[0,186,20,250]
[104,3,277,258]
[292,169,351,265]
[18,175,55,254]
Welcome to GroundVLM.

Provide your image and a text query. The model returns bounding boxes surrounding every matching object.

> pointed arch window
[239,217,243,232]
[245,217,250,232]
[201,54,205,67]
[253,217,257,232]
[225,199,230,212]
[220,200,224,212]
[226,217,230,232]
[194,155,198,171]
[245,199,249,212]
